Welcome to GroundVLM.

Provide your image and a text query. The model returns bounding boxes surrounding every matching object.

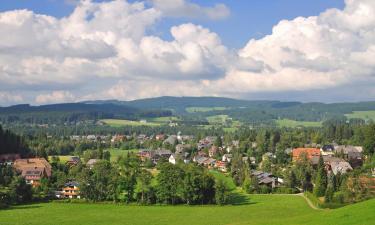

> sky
[1,0,375,106]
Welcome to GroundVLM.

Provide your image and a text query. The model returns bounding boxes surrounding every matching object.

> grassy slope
[276,119,322,128]
[1,196,374,225]
[345,110,375,121]
[101,119,160,127]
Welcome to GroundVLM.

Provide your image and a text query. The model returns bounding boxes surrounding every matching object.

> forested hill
[85,97,375,122]
[85,96,298,112]
[2,97,375,125]
[0,103,172,124]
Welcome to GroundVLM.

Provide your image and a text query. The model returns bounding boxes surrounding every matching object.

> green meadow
[1,195,374,225]
[276,119,322,128]
[345,110,375,121]
[101,117,180,127]
[100,119,161,127]
[104,148,138,162]
[186,107,228,113]
[48,155,74,163]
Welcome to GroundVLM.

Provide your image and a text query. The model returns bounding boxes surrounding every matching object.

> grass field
[101,119,161,127]
[1,196,374,225]
[186,107,228,113]
[104,148,138,162]
[48,155,74,163]
[276,119,322,128]
[147,116,180,122]
[345,110,375,121]
[206,114,230,124]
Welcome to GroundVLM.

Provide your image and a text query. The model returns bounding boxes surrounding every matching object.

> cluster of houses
[0,154,81,199]
[1,133,373,200]
[292,145,364,175]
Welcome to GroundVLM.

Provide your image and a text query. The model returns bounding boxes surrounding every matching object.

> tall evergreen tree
[314,155,327,197]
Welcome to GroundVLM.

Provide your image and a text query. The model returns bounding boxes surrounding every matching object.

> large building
[13,158,52,186]
[292,148,321,162]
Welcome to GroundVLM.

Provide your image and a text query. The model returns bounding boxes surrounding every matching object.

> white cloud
[0,92,23,105]
[151,0,230,20]
[1,0,375,105]
[35,91,75,104]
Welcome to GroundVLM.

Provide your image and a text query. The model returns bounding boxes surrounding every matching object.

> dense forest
[0,125,30,156]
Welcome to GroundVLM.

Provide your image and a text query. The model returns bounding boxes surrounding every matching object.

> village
[1,131,372,201]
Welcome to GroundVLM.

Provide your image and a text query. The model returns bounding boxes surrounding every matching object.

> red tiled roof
[292,148,320,161]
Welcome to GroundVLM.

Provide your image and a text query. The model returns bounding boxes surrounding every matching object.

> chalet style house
[13,158,52,186]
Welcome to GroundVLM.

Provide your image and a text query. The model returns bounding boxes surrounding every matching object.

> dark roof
[322,145,335,152]
[65,181,79,187]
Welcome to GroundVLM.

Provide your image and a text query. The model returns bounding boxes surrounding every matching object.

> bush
[0,190,11,209]
[259,185,271,194]
[333,191,345,204]
[274,187,299,194]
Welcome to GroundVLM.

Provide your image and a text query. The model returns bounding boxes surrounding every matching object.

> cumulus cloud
[151,0,230,20]
[0,92,23,105]
[1,0,375,105]
[35,91,75,104]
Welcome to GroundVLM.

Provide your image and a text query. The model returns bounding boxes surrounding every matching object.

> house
[138,149,153,161]
[154,149,172,159]
[111,135,126,143]
[193,156,208,165]
[57,181,81,199]
[251,170,279,188]
[13,158,52,186]
[203,158,216,168]
[335,145,363,160]
[215,161,228,172]
[169,154,177,165]
[196,151,206,157]
[329,161,353,175]
[197,137,216,150]
[320,145,335,156]
[139,149,172,164]
[175,144,191,155]
[169,153,189,165]
[292,148,321,162]
[86,159,99,169]
[163,135,177,145]
[222,154,232,163]
[232,140,240,148]
[86,135,97,141]
[70,135,81,141]
[155,134,165,141]
[209,146,219,157]
[66,156,81,167]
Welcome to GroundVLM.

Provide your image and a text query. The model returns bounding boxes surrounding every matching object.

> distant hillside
[85,96,294,113]
[0,103,172,124]
[2,96,375,125]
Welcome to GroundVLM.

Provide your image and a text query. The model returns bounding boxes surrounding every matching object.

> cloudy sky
[1,0,375,106]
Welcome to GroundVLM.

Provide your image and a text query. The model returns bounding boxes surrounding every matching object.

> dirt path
[296,193,324,210]
[253,193,324,210]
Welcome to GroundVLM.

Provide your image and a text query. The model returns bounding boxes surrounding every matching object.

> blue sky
[1,0,375,105]
[0,0,344,48]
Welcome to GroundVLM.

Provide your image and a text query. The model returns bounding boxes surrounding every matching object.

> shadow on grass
[228,192,256,206]
[3,203,43,211]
